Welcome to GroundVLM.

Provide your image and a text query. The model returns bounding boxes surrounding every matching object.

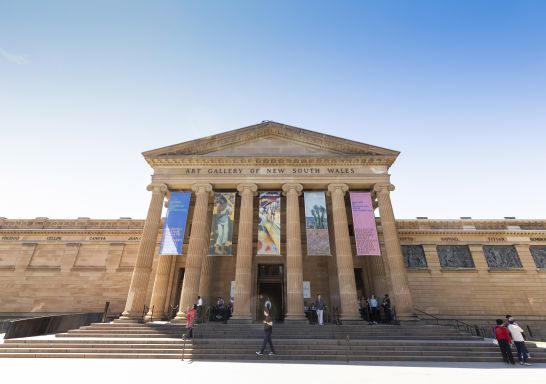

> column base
[114,317,143,323]
[170,318,186,324]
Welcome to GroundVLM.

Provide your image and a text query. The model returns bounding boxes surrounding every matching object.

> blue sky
[1,0,545,219]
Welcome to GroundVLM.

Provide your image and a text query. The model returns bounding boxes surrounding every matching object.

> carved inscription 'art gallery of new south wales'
[1,122,546,324]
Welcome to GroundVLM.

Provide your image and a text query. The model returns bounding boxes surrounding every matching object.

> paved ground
[0,358,544,384]
[1,334,545,383]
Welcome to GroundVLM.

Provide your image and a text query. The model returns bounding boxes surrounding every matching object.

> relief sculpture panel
[402,245,427,268]
[483,245,522,269]
[529,246,546,269]
[437,245,475,268]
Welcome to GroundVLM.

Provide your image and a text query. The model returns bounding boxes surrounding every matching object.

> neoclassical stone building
[1,122,545,323]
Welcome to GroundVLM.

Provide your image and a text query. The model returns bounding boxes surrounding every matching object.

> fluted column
[283,183,306,321]
[373,183,416,320]
[174,183,213,320]
[121,183,168,320]
[231,183,258,322]
[328,183,360,321]
[145,254,175,321]
[198,218,213,305]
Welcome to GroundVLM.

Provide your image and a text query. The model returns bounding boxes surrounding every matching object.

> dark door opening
[257,264,284,322]
[171,268,185,319]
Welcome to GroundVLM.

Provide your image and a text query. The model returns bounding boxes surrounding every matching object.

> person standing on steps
[185,304,197,339]
[315,294,326,325]
[256,309,276,356]
[196,295,203,324]
[507,318,531,365]
[494,319,515,365]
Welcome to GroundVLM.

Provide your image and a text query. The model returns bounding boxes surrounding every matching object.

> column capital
[146,183,168,194]
[327,183,349,195]
[191,183,213,195]
[237,183,258,196]
[282,183,303,196]
[373,183,395,195]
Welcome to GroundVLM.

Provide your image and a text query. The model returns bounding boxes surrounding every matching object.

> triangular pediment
[144,121,399,161]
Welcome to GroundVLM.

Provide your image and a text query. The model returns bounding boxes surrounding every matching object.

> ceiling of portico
[143,121,400,168]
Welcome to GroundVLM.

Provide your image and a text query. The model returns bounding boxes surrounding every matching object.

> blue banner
[159,191,191,255]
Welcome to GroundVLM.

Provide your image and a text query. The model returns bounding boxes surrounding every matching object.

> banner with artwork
[159,191,191,255]
[304,191,331,255]
[257,192,281,255]
[209,192,236,256]
[349,192,381,256]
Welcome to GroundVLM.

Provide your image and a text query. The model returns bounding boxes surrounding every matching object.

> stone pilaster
[373,183,416,320]
[120,183,167,321]
[231,183,258,322]
[16,243,37,271]
[327,183,360,321]
[146,254,175,321]
[282,183,306,321]
[174,183,213,321]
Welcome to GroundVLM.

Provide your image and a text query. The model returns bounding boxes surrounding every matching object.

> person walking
[256,309,276,356]
[507,318,531,365]
[315,294,326,325]
[494,319,515,365]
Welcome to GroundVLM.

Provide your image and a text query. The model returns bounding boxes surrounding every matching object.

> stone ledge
[25,266,61,271]
[0,265,15,271]
[440,268,478,273]
[71,266,107,272]
[487,268,526,273]
[406,268,431,273]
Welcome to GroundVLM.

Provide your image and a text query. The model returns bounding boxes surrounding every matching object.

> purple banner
[350,192,381,256]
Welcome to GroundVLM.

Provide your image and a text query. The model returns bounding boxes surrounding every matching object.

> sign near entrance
[257,192,281,255]
[350,192,381,256]
[159,191,191,255]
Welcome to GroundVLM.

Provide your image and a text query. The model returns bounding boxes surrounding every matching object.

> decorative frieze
[437,245,475,268]
[483,246,523,269]
[529,246,546,269]
[402,245,428,269]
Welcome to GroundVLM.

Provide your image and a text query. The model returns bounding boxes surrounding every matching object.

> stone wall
[1,217,545,321]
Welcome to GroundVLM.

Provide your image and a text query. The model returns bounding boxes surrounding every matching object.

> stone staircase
[0,322,191,359]
[191,323,546,363]
[1,321,545,362]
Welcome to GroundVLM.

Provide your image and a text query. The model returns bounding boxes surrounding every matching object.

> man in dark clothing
[495,318,515,365]
[382,294,392,323]
[256,309,276,356]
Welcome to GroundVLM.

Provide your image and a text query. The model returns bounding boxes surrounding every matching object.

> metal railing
[415,308,492,338]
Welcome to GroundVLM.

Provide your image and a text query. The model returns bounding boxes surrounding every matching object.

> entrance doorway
[257,264,284,322]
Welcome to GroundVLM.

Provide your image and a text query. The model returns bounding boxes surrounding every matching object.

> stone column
[328,183,361,321]
[231,183,258,322]
[174,183,213,321]
[120,183,167,321]
[146,253,175,321]
[373,183,416,320]
[282,183,306,321]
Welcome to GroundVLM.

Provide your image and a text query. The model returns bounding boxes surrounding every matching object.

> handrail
[415,308,492,338]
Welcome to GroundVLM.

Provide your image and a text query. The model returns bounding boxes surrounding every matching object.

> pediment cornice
[146,155,397,167]
[143,122,399,168]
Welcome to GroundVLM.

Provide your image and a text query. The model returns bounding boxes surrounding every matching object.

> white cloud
[0,47,28,65]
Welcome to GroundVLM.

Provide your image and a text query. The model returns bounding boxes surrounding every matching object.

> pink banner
[350,192,381,256]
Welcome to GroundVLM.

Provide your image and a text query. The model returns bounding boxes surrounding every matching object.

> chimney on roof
[416,217,428,219]
[504,217,516,220]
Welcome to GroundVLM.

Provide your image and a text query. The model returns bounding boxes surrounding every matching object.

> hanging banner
[304,191,331,255]
[159,191,191,255]
[209,192,236,256]
[350,192,381,256]
[257,192,281,255]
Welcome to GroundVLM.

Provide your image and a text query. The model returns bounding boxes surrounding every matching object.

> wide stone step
[0,353,187,359]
